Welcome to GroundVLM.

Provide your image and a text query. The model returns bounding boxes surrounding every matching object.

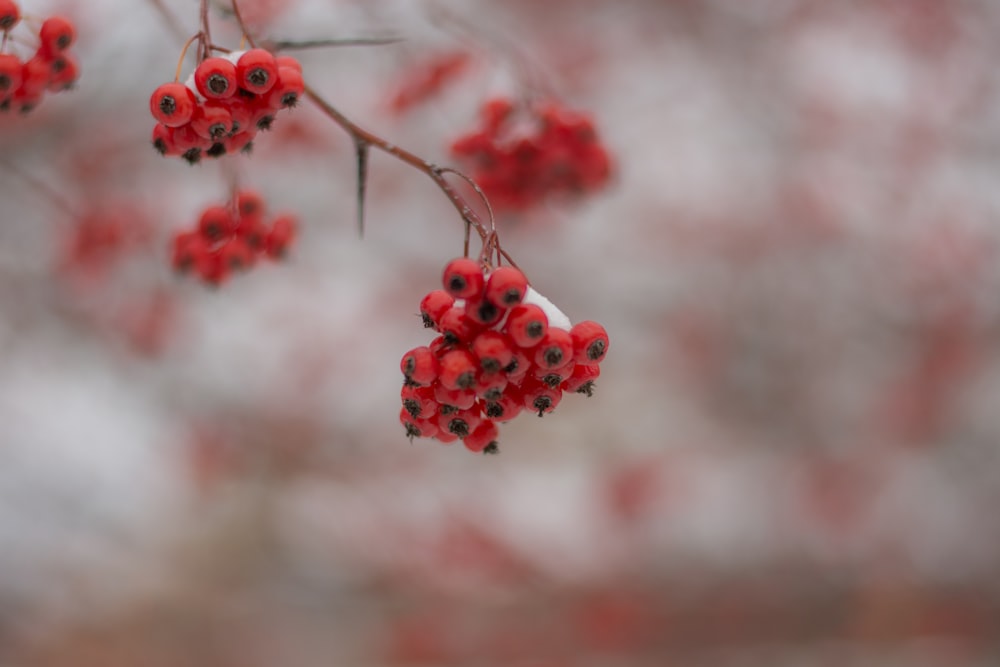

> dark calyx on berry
[501,289,521,305]
[159,96,177,115]
[542,347,563,367]
[153,137,168,155]
[541,374,562,388]
[0,75,11,91]
[207,74,229,95]
[533,396,552,416]
[481,358,501,374]
[404,423,421,441]
[526,321,544,338]
[206,143,226,158]
[448,418,471,437]
[403,399,421,418]
[248,68,269,87]
[485,402,504,419]
[588,340,606,361]
[483,443,499,455]
[447,276,467,293]
[182,148,202,164]
[474,300,499,322]
[456,372,475,390]
[481,387,503,401]
[282,93,299,107]
[257,115,275,130]
[576,381,595,397]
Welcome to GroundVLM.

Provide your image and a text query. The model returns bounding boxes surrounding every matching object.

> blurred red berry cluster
[401,257,609,453]
[171,189,296,286]
[451,98,612,212]
[150,49,304,163]
[0,2,78,113]
[387,51,470,114]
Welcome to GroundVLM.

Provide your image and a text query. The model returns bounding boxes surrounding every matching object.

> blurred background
[1,0,999,664]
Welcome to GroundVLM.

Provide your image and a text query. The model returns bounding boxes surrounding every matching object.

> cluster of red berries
[150,48,304,164]
[450,98,612,212]
[399,258,609,454]
[171,190,297,286]
[0,1,78,114]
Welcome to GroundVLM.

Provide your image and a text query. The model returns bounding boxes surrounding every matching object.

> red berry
[504,303,548,348]
[483,388,523,422]
[485,266,528,307]
[432,383,476,411]
[0,0,18,31]
[266,215,296,259]
[150,82,197,127]
[570,320,609,364]
[194,57,238,99]
[236,190,265,220]
[533,328,574,370]
[437,405,483,439]
[191,101,233,140]
[197,205,235,242]
[275,55,302,73]
[19,56,49,95]
[401,384,438,420]
[474,372,508,402]
[562,363,600,396]
[401,408,438,441]
[419,289,454,329]
[438,349,478,391]
[471,330,514,374]
[236,48,279,94]
[172,231,207,272]
[532,360,575,388]
[464,297,505,326]
[521,379,563,417]
[463,420,499,454]
[441,257,485,299]
[264,66,304,109]
[219,236,255,271]
[437,305,481,344]
[46,53,78,90]
[151,123,177,156]
[400,346,439,386]
[0,54,22,94]
[38,16,75,55]
[504,347,533,383]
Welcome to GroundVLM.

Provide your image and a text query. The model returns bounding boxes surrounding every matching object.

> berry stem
[174,33,200,82]
[199,0,212,61]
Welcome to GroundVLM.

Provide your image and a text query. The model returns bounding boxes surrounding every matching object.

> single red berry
[151,123,177,156]
[195,57,238,99]
[438,349,478,391]
[437,405,483,439]
[172,231,207,273]
[464,297,505,326]
[0,0,19,31]
[401,346,439,386]
[219,236,255,271]
[485,266,528,307]
[437,305,481,345]
[463,420,499,454]
[570,320,609,364]
[0,54,22,94]
[236,190,265,220]
[481,97,514,131]
[441,257,485,299]
[236,48,279,94]
[150,82,197,127]
[197,205,235,242]
[533,360,576,389]
[264,66,304,109]
[38,16,75,55]
[191,101,233,140]
[401,384,438,420]
[266,215,296,259]
[504,347,533,383]
[195,249,228,286]
[562,363,600,396]
[484,387,523,422]
[221,129,255,155]
[19,56,49,95]
[434,430,458,444]
[432,383,476,411]
[533,328,574,370]
[236,216,267,251]
[401,408,438,441]
[46,53,78,90]
[521,379,563,417]
[504,303,549,348]
[474,372,508,402]
[419,289,454,329]
[471,330,514,374]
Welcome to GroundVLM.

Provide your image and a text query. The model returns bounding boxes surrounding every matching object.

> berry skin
[419,289,454,329]
[504,347,533,384]
[570,320,609,364]
[485,266,528,307]
[172,231,207,273]
[275,55,303,73]
[442,257,485,299]
[438,349,478,391]
[236,190,265,219]
[400,346,439,386]
[533,328,574,370]
[46,54,78,90]
[401,384,438,420]
[0,0,18,31]
[463,420,499,454]
[264,66,304,109]
[562,363,600,396]
[38,16,75,54]
[191,102,234,140]
[483,388,523,422]
[504,303,549,348]
[533,360,576,388]
[151,123,176,156]
[236,48,279,94]
[438,405,483,439]
[432,383,476,411]
[521,379,563,417]
[438,305,481,345]
[0,54,22,94]
[19,56,50,95]
[150,83,197,127]
[194,57,238,99]
[472,330,514,374]
[197,205,235,242]
[401,408,439,441]
[464,297,505,326]
[219,236,255,271]
[474,373,508,402]
[265,215,296,259]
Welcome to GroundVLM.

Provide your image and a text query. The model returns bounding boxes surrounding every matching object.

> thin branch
[355,140,369,239]
[265,37,403,51]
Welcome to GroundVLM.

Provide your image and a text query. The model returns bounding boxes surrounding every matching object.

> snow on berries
[150,49,304,164]
[0,2,79,114]
[400,258,610,454]
[450,97,613,212]
[171,189,297,286]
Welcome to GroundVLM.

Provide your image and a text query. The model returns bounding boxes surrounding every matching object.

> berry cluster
[400,258,609,454]
[171,189,297,286]
[150,48,304,164]
[0,2,78,114]
[450,98,612,212]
